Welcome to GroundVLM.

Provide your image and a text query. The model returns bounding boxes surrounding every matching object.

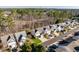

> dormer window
[57,25,59,27]
[7,36,11,41]
[49,25,52,29]
[18,34,23,42]
[35,29,38,33]
[43,28,46,30]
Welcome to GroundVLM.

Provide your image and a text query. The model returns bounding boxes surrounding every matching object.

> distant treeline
[0,8,79,36]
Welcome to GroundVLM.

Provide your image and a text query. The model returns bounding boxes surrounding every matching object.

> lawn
[32,37,42,45]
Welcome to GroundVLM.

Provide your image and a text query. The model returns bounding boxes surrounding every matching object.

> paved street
[42,26,79,47]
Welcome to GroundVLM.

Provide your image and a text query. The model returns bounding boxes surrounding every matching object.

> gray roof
[14,31,27,41]
[0,34,15,48]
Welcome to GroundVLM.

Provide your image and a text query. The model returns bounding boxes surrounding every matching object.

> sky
[0,6,79,9]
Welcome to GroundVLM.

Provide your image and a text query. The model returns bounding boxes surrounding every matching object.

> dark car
[47,48,56,52]
[47,44,58,52]
[74,31,79,36]
[58,40,69,45]
[74,46,79,52]
[49,44,58,49]
[73,31,79,40]
[12,48,17,52]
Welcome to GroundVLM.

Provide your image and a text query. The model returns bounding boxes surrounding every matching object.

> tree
[11,9,18,20]
[0,9,15,33]
[36,44,45,52]
[31,43,45,52]
[31,43,37,52]
[32,9,44,19]
[46,10,73,24]
[21,39,45,52]
[6,16,15,30]
[21,39,32,52]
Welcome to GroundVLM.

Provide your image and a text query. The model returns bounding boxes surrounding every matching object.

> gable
[1,34,15,47]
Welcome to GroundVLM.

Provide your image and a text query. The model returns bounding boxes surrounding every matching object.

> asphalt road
[42,26,79,47]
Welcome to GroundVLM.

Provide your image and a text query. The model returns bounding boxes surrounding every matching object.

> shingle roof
[14,31,27,41]
[1,34,15,48]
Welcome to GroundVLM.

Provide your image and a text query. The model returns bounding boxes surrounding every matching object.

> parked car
[74,46,79,52]
[47,44,58,52]
[58,40,69,45]
[49,44,58,49]
[72,31,79,39]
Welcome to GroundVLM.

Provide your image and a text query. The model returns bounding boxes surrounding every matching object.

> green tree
[11,9,18,20]
[0,9,15,35]
[31,43,45,52]
[32,9,44,19]
[36,44,45,52]
[21,39,32,52]
[21,39,45,52]
[47,10,73,24]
